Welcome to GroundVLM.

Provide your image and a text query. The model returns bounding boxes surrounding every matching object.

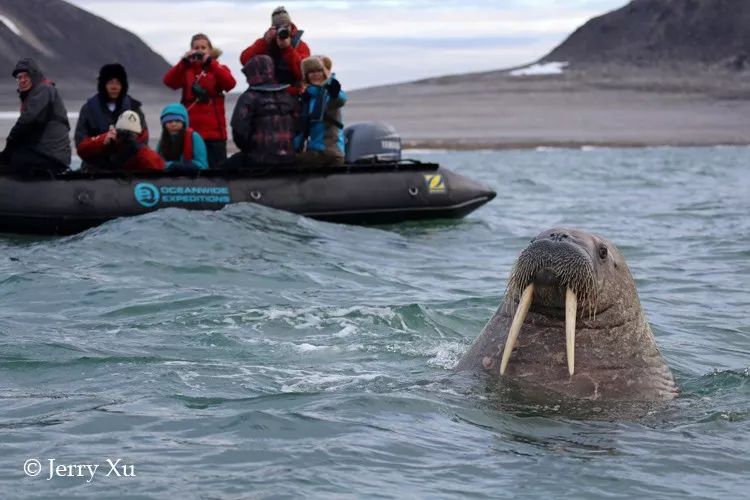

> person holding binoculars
[163,33,236,167]
[239,6,311,96]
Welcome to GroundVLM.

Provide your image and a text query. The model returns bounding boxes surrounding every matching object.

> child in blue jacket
[294,55,347,167]
[157,102,209,170]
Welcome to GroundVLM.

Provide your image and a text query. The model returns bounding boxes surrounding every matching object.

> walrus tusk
[565,288,577,376]
[500,284,534,375]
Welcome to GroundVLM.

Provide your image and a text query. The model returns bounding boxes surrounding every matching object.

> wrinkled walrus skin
[456,228,678,401]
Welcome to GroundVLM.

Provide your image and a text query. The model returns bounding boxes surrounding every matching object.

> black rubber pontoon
[0,161,496,235]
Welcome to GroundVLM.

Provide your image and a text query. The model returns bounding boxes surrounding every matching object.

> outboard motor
[344,122,402,164]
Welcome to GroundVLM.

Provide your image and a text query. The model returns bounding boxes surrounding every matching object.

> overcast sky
[68,0,627,90]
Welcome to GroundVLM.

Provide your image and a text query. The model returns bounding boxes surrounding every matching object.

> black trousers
[204,140,227,168]
[0,147,68,176]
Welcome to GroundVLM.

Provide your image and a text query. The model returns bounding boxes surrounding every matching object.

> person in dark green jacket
[0,58,71,174]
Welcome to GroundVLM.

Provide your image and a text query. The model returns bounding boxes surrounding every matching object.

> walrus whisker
[565,288,577,376]
[499,283,534,375]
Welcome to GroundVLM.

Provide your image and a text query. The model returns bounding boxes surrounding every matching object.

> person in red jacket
[163,33,236,167]
[239,6,310,96]
[78,110,164,172]
[75,63,149,172]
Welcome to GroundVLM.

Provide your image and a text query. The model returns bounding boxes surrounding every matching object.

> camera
[190,51,204,61]
[276,26,290,40]
[191,82,210,103]
[116,129,136,141]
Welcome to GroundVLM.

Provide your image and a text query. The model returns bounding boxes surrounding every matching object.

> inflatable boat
[0,123,496,236]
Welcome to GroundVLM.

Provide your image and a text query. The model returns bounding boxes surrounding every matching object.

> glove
[327,78,341,99]
[263,27,276,44]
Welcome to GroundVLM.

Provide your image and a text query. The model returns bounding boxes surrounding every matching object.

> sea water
[1,147,748,499]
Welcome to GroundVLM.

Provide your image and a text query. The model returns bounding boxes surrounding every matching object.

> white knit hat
[271,6,291,27]
[115,110,142,134]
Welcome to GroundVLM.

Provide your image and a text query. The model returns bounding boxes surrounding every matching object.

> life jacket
[182,127,195,161]
[162,127,196,162]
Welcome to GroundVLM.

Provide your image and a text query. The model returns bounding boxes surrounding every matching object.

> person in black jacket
[0,58,70,174]
[75,63,149,171]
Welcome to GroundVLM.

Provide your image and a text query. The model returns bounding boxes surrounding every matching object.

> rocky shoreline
[2,65,749,152]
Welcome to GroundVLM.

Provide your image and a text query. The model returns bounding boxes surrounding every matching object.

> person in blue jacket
[294,55,347,167]
[156,102,209,170]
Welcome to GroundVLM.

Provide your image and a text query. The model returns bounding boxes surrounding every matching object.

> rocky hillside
[542,0,750,69]
[543,0,750,70]
[0,0,169,87]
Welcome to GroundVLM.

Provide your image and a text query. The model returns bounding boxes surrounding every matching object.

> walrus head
[456,227,677,402]
[501,227,634,376]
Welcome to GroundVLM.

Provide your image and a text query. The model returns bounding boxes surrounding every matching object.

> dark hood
[242,55,275,86]
[242,55,289,91]
[97,63,129,100]
[12,58,44,86]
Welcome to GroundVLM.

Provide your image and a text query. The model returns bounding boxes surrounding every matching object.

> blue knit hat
[161,113,184,125]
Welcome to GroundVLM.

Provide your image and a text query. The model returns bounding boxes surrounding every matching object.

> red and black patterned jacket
[231,55,299,165]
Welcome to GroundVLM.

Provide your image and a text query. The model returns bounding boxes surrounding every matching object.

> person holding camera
[239,6,310,96]
[75,63,148,172]
[294,55,347,167]
[163,33,236,168]
[0,58,70,175]
[78,110,164,172]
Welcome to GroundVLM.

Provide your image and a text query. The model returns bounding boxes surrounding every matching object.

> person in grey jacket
[0,58,71,174]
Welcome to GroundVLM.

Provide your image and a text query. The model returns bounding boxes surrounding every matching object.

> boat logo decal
[134,183,232,207]
[424,174,446,193]
[134,183,160,207]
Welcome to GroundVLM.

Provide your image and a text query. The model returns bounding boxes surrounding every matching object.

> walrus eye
[598,245,608,259]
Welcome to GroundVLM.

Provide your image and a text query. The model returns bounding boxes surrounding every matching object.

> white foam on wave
[333,324,358,338]
[424,342,468,370]
[280,372,386,393]
[243,305,395,328]
[510,61,568,77]
[293,343,335,353]
[0,15,21,36]
[393,339,469,370]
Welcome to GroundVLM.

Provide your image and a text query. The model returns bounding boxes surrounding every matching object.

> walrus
[457,227,678,401]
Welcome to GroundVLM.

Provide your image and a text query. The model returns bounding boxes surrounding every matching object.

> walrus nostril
[549,232,569,242]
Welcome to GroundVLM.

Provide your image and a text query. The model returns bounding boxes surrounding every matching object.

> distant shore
[2,66,750,152]
[345,66,750,151]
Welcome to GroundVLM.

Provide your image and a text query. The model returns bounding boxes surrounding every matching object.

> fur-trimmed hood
[97,63,129,100]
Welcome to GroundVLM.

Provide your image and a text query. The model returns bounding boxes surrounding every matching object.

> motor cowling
[344,122,402,164]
